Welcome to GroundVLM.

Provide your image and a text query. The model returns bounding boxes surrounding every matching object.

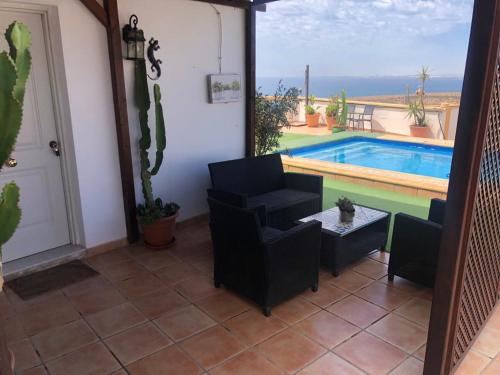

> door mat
[6,260,99,300]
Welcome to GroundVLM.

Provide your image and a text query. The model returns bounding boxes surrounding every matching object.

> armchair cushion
[247,189,319,213]
[428,198,446,225]
[285,172,323,194]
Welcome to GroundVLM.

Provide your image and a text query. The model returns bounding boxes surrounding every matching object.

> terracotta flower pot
[409,125,431,138]
[141,212,179,250]
[306,113,320,127]
[326,116,337,130]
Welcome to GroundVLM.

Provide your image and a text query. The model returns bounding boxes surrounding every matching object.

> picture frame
[208,74,241,103]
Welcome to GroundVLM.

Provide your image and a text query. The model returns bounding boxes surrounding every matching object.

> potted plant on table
[305,95,320,127]
[336,196,355,223]
[135,59,179,249]
[407,66,431,138]
[0,21,32,372]
[325,96,339,130]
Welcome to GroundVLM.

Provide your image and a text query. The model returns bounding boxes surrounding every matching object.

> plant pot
[326,116,337,130]
[306,113,320,127]
[141,212,179,250]
[409,125,431,138]
[340,210,355,223]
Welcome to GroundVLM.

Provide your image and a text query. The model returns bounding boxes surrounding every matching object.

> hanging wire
[209,4,223,74]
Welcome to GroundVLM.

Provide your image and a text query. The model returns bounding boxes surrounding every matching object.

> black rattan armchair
[207,197,322,316]
[388,199,446,288]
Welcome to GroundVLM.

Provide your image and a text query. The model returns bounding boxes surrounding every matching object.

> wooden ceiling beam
[190,0,252,9]
[80,0,108,27]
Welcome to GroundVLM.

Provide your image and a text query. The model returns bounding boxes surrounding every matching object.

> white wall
[119,0,246,221]
[9,0,245,248]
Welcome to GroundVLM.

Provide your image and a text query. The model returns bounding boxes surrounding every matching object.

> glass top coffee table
[299,205,390,276]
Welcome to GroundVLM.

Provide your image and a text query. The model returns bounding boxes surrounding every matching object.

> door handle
[49,141,60,157]
[4,158,17,168]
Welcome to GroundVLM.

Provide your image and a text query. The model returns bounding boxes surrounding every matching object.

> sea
[256,76,463,98]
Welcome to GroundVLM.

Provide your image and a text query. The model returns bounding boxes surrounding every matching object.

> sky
[256,0,474,77]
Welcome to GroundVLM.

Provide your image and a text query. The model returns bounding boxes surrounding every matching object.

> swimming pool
[286,137,453,179]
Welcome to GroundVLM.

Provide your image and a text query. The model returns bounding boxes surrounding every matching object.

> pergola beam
[80,0,108,26]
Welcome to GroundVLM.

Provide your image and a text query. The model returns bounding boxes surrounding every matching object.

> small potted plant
[336,196,356,223]
[325,96,339,130]
[406,66,430,138]
[337,90,348,129]
[305,95,320,127]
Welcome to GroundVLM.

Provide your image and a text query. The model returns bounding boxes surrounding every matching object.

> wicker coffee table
[299,205,390,276]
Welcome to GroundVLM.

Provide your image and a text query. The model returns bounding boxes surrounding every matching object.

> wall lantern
[122,15,145,60]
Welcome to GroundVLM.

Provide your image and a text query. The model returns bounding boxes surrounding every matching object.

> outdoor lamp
[122,15,145,60]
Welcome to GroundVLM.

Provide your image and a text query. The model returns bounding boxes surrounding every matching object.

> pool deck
[280,133,452,200]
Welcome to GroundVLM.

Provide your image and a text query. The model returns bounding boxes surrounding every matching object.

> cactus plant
[134,59,178,226]
[0,22,32,258]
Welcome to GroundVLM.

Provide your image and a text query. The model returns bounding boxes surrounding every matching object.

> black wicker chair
[388,199,446,288]
[207,197,322,316]
[208,153,323,229]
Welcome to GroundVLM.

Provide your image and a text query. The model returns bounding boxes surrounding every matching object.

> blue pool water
[286,137,453,179]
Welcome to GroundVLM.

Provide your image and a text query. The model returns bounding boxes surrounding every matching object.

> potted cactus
[325,96,338,130]
[305,95,320,127]
[0,21,31,371]
[135,59,179,249]
[407,66,431,138]
[336,196,355,223]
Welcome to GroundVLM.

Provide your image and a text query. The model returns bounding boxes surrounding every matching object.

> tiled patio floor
[0,218,498,374]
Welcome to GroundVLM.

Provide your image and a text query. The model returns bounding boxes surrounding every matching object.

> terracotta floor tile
[85,302,147,338]
[378,275,424,294]
[126,345,201,375]
[18,366,48,375]
[18,295,80,336]
[132,288,189,319]
[394,297,432,327]
[367,314,428,353]
[472,327,500,358]
[334,332,407,375]
[114,273,166,300]
[413,344,427,361]
[68,285,126,315]
[86,249,132,268]
[154,305,216,342]
[486,305,500,332]
[46,342,121,375]
[482,355,500,375]
[2,317,27,344]
[301,284,349,308]
[296,311,360,349]
[8,338,40,372]
[352,258,388,279]
[389,356,424,375]
[0,293,15,319]
[109,370,128,375]
[272,298,320,325]
[454,350,491,375]
[327,295,388,328]
[5,288,65,313]
[154,261,199,286]
[31,319,97,361]
[297,352,365,375]
[329,269,374,292]
[223,309,287,345]
[355,282,413,310]
[256,329,325,373]
[104,322,171,365]
[180,326,246,369]
[418,288,434,301]
[134,251,181,271]
[175,275,224,301]
[211,350,283,375]
[196,292,252,322]
[368,250,390,264]
[95,259,147,281]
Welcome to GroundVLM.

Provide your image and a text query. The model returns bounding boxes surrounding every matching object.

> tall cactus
[0,22,32,258]
[134,59,175,225]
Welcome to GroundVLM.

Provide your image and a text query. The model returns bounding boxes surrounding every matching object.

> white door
[0,10,70,262]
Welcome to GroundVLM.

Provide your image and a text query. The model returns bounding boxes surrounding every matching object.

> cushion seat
[261,226,283,241]
[248,189,320,213]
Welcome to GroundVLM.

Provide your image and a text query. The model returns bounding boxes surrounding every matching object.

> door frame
[0,1,85,250]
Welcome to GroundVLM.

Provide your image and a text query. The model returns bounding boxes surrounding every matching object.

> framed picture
[208,74,241,103]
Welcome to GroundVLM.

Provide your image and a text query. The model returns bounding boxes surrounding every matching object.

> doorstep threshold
[2,244,86,281]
